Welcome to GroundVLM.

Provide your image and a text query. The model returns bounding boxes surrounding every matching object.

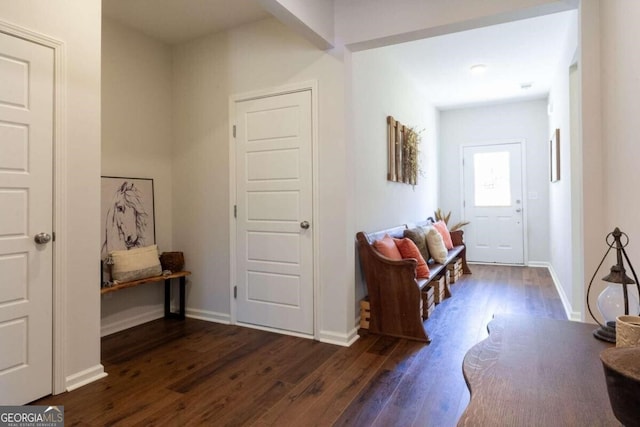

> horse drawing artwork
[101,181,150,259]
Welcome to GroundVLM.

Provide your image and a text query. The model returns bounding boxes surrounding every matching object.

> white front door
[234,90,314,335]
[0,32,54,404]
[462,142,524,264]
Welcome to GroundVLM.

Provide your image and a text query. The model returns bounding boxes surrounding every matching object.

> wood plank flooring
[34,265,567,426]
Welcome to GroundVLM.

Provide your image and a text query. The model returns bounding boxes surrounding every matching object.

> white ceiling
[382,11,576,109]
[102,2,575,110]
[102,0,270,45]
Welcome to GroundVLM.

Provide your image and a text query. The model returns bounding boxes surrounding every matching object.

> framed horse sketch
[101,176,156,285]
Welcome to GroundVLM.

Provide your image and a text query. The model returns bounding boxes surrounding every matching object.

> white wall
[439,100,550,264]
[547,10,579,318]
[578,0,604,322]
[334,0,577,50]
[100,18,174,335]
[258,0,334,48]
[0,0,103,390]
[599,1,640,313]
[352,51,439,232]
[171,18,350,342]
[351,47,440,312]
[601,1,640,225]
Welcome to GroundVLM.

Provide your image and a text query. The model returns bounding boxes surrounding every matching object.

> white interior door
[462,142,524,264]
[0,32,54,404]
[235,90,313,335]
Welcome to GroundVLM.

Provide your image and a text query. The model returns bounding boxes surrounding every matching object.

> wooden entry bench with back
[356,220,471,342]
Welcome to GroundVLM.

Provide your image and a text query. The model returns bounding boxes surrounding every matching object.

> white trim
[102,307,234,337]
[65,365,107,392]
[237,321,314,340]
[186,308,231,324]
[228,95,237,328]
[310,82,320,341]
[460,139,527,264]
[235,323,374,349]
[546,262,581,321]
[520,140,529,264]
[467,261,525,267]
[569,60,586,322]
[228,80,320,339]
[527,261,550,268]
[230,80,318,103]
[100,308,164,337]
[0,20,68,395]
[318,328,360,347]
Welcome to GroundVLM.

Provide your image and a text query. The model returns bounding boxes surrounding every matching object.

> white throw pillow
[425,227,448,264]
[109,245,162,282]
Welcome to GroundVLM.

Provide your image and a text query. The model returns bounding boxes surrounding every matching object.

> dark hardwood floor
[34,265,566,426]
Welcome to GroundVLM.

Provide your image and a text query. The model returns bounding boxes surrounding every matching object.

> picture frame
[550,128,560,182]
[101,176,156,285]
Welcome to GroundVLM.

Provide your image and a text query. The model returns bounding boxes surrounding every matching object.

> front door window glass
[474,151,511,207]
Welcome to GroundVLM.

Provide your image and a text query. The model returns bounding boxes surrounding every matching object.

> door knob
[34,232,52,244]
[300,221,310,229]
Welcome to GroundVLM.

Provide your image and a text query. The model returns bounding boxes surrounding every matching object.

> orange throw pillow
[433,220,454,250]
[373,234,402,260]
[394,238,430,278]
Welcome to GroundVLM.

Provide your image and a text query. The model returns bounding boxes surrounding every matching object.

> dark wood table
[459,314,621,426]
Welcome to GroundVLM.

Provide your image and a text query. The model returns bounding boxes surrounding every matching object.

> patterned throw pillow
[394,238,430,278]
[425,227,448,264]
[109,244,162,282]
[404,227,430,261]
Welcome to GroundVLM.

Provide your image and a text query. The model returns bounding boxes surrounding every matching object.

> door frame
[0,21,67,394]
[228,80,319,339]
[459,139,529,265]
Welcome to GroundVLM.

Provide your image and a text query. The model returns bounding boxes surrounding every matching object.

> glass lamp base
[593,321,617,343]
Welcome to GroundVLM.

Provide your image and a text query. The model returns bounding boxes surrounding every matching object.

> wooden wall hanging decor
[387,115,419,185]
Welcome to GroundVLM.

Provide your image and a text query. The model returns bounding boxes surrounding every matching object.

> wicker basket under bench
[356,222,471,342]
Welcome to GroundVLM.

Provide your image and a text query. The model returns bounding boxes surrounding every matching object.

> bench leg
[164,278,171,317]
[164,277,186,320]
[179,276,186,319]
[460,247,472,274]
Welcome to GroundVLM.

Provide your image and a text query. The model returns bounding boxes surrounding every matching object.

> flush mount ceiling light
[469,64,487,74]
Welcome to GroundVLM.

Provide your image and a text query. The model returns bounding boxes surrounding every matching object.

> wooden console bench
[100,271,191,319]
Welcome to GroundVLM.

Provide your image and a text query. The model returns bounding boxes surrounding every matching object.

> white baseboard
[545,263,581,321]
[318,328,359,347]
[100,308,164,337]
[526,261,548,268]
[101,307,232,337]
[236,321,315,340]
[186,308,231,324]
[103,305,356,351]
[230,321,358,347]
[65,364,107,392]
